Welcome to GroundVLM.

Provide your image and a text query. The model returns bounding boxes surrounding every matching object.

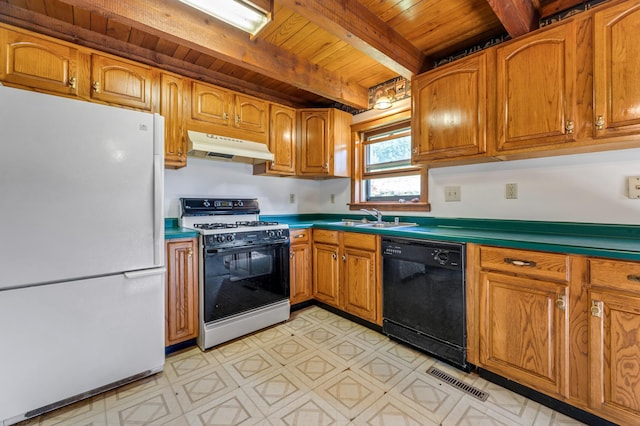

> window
[350,110,429,211]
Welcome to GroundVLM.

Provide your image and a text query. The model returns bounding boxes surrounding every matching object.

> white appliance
[0,86,165,425]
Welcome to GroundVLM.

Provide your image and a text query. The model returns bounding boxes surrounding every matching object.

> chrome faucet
[361,208,383,223]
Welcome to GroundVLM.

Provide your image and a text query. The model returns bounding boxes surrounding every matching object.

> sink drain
[427,366,489,401]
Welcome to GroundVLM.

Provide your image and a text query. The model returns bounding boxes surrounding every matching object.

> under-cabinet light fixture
[179,0,271,36]
[373,88,396,110]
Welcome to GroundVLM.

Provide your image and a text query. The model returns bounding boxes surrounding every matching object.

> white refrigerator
[0,86,165,425]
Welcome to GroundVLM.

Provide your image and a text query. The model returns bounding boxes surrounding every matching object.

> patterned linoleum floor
[16,306,584,425]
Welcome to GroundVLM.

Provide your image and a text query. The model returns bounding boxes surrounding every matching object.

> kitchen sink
[328,220,418,228]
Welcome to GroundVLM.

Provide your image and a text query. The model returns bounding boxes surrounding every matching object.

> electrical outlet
[628,176,640,199]
[444,186,461,202]
[330,194,335,204]
[289,193,296,203]
[505,183,518,199]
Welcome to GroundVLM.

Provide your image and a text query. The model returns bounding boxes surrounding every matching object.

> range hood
[187,131,274,163]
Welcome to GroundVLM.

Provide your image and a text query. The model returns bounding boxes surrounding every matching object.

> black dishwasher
[382,237,467,370]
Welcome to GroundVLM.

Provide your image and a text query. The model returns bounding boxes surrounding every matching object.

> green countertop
[165,214,640,260]
[262,214,640,261]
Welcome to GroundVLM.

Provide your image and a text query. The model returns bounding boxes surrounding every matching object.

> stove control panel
[204,228,290,248]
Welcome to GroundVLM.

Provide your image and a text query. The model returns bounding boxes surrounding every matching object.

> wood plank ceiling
[0,0,587,109]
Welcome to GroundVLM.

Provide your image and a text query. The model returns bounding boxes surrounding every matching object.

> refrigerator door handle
[124,268,166,280]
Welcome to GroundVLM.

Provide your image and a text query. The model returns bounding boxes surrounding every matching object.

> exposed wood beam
[540,0,586,18]
[277,0,427,78]
[59,0,369,108]
[0,2,307,107]
[486,0,540,37]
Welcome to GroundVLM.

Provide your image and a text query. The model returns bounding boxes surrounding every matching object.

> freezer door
[0,86,164,289]
[0,269,165,424]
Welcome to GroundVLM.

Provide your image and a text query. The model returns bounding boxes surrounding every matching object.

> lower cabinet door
[312,242,340,306]
[479,272,567,397]
[166,238,199,346]
[342,246,378,323]
[589,290,640,425]
[290,242,312,305]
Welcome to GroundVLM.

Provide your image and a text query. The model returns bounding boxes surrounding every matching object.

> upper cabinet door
[412,51,488,162]
[190,81,231,127]
[161,72,186,169]
[234,93,268,142]
[496,23,577,152]
[0,28,79,96]
[298,109,330,175]
[594,1,640,138]
[90,54,153,110]
[269,104,296,174]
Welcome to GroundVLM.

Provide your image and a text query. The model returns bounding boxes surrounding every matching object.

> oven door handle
[205,241,289,256]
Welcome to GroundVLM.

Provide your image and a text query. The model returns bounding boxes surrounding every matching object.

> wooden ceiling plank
[58,0,368,108]
[105,18,131,41]
[45,0,73,23]
[540,0,585,18]
[277,0,426,77]
[72,5,90,28]
[0,1,310,106]
[485,0,540,37]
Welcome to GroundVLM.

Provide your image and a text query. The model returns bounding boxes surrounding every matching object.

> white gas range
[179,198,290,350]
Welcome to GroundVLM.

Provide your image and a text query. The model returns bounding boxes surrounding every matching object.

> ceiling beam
[486,0,540,37]
[59,0,369,108]
[277,0,427,78]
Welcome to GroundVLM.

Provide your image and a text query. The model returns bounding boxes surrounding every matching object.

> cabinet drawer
[313,229,339,245]
[342,232,378,251]
[589,258,640,293]
[480,246,569,282]
[290,228,310,244]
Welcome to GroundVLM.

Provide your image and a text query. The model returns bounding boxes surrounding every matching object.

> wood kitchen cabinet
[593,0,640,139]
[476,246,571,398]
[0,25,82,97]
[88,53,154,110]
[188,80,269,144]
[289,229,312,305]
[588,258,640,425]
[253,103,296,176]
[312,229,381,324]
[412,51,489,162]
[165,238,199,346]
[297,108,351,178]
[495,22,578,153]
[161,72,187,169]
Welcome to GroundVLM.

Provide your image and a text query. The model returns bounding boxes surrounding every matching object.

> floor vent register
[426,366,489,401]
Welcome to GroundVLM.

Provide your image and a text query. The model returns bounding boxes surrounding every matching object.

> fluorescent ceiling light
[179,0,270,36]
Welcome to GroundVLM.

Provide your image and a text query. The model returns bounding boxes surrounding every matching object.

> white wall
[427,148,640,225]
[165,147,640,225]
[164,156,350,217]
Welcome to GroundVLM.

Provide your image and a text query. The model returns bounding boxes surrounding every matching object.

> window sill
[348,202,431,212]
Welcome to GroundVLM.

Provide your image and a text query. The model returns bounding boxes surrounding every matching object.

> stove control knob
[267,230,275,237]
[433,250,449,264]
[226,234,235,242]
[237,200,244,207]
[203,200,211,207]
[276,229,283,237]
[216,235,225,243]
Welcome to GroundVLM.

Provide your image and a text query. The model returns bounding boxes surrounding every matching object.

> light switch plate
[628,177,640,199]
[444,186,461,202]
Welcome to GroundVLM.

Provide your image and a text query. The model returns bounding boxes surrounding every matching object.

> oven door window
[203,243,289,323]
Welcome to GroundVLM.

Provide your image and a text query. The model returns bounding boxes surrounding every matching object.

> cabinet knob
[595,115,605,130]
[294,234,305,239]
[223,112,229,120]
[342,254,346,262]
[590,300,602,317]
[332,253,337,260]
[290,252,295,259]
[235,114,240,124]
[412,147,418,154]
[187,248,193,257]
[323,162,329,170]
[565,120,574,135]
[68,76,77,89]
[555,294,566,311]
[92,81,100,93]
